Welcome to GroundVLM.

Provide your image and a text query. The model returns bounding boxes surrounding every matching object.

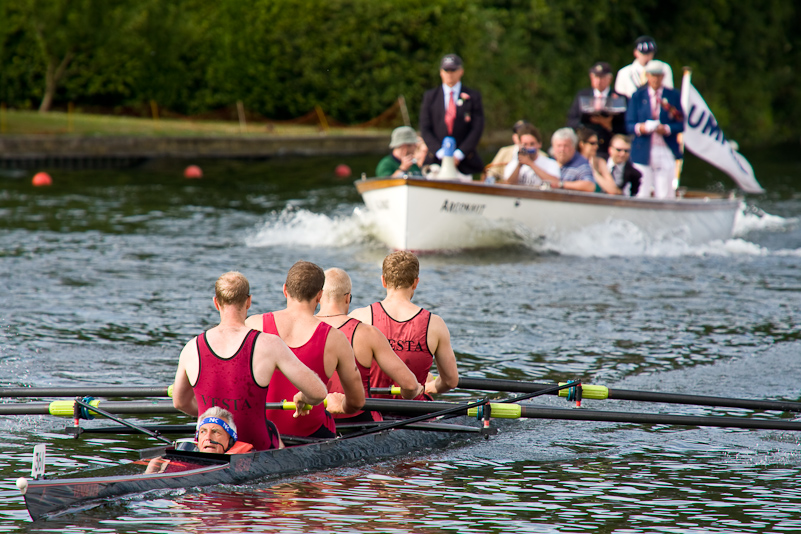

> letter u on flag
[680,71,764,193]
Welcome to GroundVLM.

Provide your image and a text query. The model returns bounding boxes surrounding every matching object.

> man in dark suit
[419,54,484,177]
[607,134,641,197]
[566,61,627,160]
[625,61,684,198]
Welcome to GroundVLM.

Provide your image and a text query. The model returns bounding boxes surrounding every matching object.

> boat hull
[355,178,741,251]
[22,421,476,521]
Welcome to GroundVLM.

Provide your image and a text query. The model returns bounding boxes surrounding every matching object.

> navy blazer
[419,85,485,174]
[625,85,684,165]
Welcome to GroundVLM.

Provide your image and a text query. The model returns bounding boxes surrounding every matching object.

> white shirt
[614,59,674,98]
[502,146,561,186]
[441,82,462,110]
[437,81,465,161]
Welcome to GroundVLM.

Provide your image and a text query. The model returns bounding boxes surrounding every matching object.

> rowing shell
[20,418,481,521]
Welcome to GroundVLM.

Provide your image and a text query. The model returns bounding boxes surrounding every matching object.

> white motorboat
[355,177,741,251]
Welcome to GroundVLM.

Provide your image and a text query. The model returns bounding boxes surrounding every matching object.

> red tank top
[192,330,280,450]
[262,313,336,437]
[368,302,433,400]
[327,318,381,422]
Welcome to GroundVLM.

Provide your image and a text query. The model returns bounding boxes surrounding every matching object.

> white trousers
[634,144,676,199]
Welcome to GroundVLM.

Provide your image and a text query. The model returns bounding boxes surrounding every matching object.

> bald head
[215,271,250,307]
[322,268,352,305]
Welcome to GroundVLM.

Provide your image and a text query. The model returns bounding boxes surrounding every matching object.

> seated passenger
[577,127,621,194]
[550,127,597,192]
[483,119,530,183]
[501,123,561,188]
[607,134,641,196]
[376,126,422,177]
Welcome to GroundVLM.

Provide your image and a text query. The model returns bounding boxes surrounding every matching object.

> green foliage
[1,0,800,144]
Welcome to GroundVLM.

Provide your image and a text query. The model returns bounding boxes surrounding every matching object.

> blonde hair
[323,268,352,302]
[382,251,419,289]
[215,272,250,307]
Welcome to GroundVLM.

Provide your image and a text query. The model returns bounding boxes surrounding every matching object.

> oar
[0,386,173,398]
[373,377,801,413]
[0,399,178,416]
[358,399,801,432]
[340,381,579,440]
[73,398,173,445]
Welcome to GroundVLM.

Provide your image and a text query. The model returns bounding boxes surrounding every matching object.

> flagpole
[674,67,691,193]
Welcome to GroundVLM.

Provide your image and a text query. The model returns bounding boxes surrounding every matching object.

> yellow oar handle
[49,399,101,417]
[466,403,522,419]
[279,398,328,410]
[557,383,609,400]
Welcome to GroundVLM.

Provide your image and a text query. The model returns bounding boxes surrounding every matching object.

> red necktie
[445,91,456,135]
[652,89,661,119]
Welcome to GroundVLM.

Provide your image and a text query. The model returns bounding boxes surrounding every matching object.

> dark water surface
[1,147,800,533]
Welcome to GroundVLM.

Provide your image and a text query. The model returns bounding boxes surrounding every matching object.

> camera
[521,147,537,156]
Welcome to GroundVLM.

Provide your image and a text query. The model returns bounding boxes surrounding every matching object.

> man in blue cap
[615,36,674,98]
[419,54,485,178]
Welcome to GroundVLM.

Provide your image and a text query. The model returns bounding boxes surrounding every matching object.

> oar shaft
[0,400,178,416]
[0,387,172,398]
[457,377,801,412]
[517,405,801,431]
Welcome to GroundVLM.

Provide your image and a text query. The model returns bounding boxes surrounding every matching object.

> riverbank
[0,110,507,169]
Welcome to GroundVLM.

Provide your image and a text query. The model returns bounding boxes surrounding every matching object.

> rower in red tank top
[349,251,460,399]
[262,312,337,437]
[368,303,433,399]
[172,271,329,452]
[326,317,380,422]
[316,268,424,420]
[193,329,280,450]
[244,261,365,437]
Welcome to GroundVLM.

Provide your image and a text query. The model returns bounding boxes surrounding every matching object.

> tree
[14,0,140,112]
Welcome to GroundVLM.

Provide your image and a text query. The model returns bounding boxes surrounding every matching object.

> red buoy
[334,164,351,178]
[32,172,53,187]
[184,165,203,179]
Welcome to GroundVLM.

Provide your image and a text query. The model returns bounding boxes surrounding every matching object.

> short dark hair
[516,123,543,144]
[285,261,325,301]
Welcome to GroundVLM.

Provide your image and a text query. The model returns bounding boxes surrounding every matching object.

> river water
[0,147,799,533]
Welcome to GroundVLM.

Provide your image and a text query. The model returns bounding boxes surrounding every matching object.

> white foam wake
[245,207,371,248]
[535,203,799,258]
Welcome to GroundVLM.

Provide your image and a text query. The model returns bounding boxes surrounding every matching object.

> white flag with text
[681,72,764,193]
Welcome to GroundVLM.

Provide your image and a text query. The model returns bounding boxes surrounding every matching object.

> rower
[349,251,459,399]
[172,271,328,451]
[245,261,365,438]
[317,268,424,422]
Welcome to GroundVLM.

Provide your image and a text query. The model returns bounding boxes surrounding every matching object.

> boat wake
[245,203,799,259]
[245,206,378,248]
[537,203,799,258]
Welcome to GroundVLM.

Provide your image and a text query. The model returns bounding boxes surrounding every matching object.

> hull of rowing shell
[355,177,742,251]
[22,421,477,521]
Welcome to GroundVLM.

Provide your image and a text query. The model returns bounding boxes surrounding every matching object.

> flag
[680,71,764,194]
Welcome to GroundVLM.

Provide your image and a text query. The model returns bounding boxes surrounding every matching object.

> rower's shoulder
[348,305,373,323]
[244,313,264,330]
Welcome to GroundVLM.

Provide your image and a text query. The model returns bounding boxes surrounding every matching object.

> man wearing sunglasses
[419,54,485,178]
[607,134,642,197]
